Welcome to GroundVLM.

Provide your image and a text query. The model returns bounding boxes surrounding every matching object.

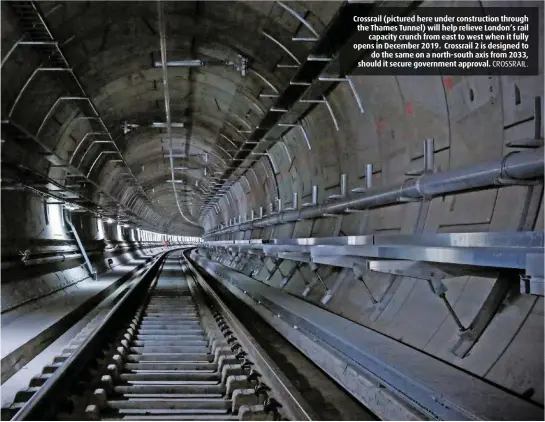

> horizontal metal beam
[200,231,544,294]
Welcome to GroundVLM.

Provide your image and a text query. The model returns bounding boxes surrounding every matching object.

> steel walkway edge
[191,251,544,421]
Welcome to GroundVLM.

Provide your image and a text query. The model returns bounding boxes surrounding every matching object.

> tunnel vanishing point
[1,1,544,421]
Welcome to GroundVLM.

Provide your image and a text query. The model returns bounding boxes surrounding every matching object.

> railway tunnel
[1,0,544,420]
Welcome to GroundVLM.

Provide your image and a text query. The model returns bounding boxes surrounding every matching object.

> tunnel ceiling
[1,1,343,235]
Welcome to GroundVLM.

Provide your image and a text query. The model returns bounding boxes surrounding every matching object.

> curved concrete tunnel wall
[0,191,187,312]
[199,19,545,408]
[202,74,545,402]
[1,0,543,414]
[204,72,545,235]
[213,98,542,397]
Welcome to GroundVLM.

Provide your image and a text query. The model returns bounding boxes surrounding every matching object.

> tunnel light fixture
[152,56,246,76]
[164,154,187,158]
[167,180,184,183]
[154,59,203,67]
[105,218,114,224]
[152,122,184,128]
[174,166,201,171]
[122,122,184,133]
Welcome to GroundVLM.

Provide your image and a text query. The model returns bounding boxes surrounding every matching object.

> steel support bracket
[451,272,514,359]
[367,260,455,283]
[265,258,282,281]
[301,279,317,297]
[366,260,469,331]
[352,263,377,304]
[279,262,301,289]
[64,212,97,280]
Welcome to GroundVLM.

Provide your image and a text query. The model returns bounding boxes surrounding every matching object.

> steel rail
[11,250,173,420]
[11,247,310,420]
[182,249,316,421]
[206,148,544,237]
[191,251,545,421]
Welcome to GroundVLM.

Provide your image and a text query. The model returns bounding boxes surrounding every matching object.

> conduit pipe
[206,148,544,237]
[157,0,200,229]
[1,241,172,271]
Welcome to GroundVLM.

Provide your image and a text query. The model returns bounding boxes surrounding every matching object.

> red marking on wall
[405,101,414,115]
[444,76,453,91]
[375,119,386,131]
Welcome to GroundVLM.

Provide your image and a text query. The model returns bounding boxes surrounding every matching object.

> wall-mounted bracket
[279,262,302,289]
[367,260,468,332]
[277,122,312,150]
[64,212,97,280]
[451,272,514,359]
[318,76,364,113]
[302,185,318,207]
[353,264,377,304]
[506,96,543,149]
[266,258,282,282]
[351,164,374,193]
[406,139,435,176]
[302,263,330,298]
[327,173,347,200]
[276,1,320,42]
[285,192,299,211]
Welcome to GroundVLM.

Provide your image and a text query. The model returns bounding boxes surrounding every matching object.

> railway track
[3,250,313,421]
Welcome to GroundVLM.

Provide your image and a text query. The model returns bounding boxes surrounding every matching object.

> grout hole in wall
[469,88,474,102]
